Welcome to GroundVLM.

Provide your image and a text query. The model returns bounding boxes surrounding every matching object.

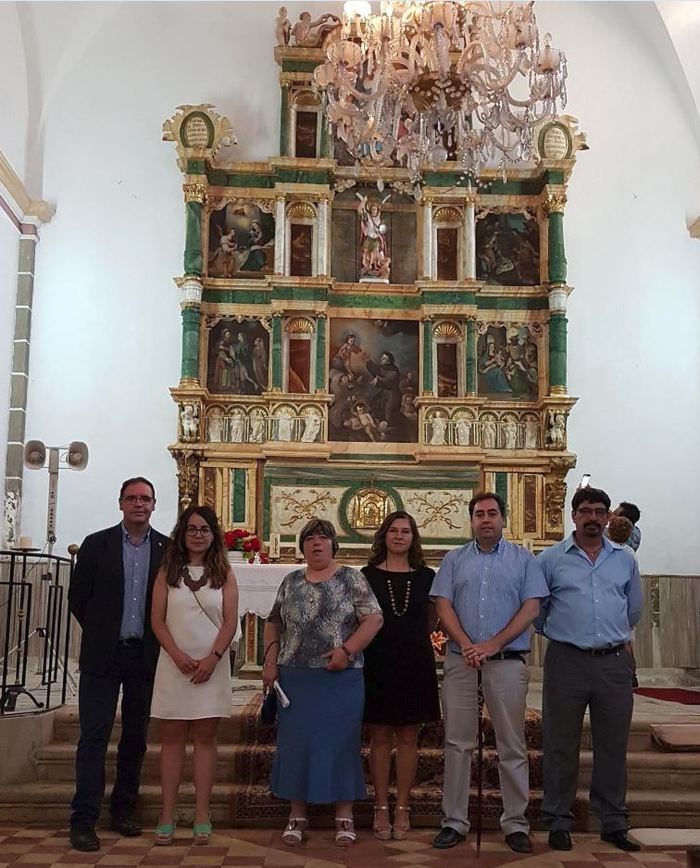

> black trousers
[70,643,153,829]
[541,640,634,834]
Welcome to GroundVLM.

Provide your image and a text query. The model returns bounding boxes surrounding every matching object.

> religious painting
[207,200,275,279]
[436,343,459,397]
[477,324,538,400]
[328,318,419,443]
[289,223,313,277]
[288,338,311,393]
[207,319,269,395]
[295,111,318,158]
[475,209,539,286]
[437,227,459,281]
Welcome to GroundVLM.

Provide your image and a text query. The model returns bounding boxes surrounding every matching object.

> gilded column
[315,314,327,391]
[179,277,203,386]
[280,80,291,157]
[274,194,286,275]
[271,313,284,390]
[317,197,329,276]
[422,319,434,394]
[545,191,567,285]
[466,317,477,396]
[183,182,206,276]
[464,190,476,279]
[422,199,433,279]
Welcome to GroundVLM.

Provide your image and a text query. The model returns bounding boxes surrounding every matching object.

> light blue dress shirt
[536,533,642,649]
[430,537,549,653]
[119,524,151,640]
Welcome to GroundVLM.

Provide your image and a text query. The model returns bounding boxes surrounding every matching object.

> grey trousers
[542,640,634,834]
[440,653,530,836]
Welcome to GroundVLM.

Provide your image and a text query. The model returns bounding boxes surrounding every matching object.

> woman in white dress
[150,506,239,846]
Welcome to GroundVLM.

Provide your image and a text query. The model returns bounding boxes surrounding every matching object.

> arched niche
[283,316,316,394]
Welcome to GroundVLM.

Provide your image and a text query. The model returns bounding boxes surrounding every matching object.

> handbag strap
[190,587,222,631]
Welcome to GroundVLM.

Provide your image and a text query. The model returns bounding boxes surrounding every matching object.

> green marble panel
[421,290,476,305]
[271,316,283,389]
[466,319,476,395]
[315,316,326,391]
[202,290,271,304]
[422,319,433,393]
[329,294,418,309]
[275,168,331,185]
[187,160,207,174]
[232,468,247,523]
[495,472,508,510]
[180,306,201,380]
[281,59,320,73]
[548,313,567,389]
[184,201,203,276]
[548,212,567,284]
[280,86,290,157]
[476,296,549,311]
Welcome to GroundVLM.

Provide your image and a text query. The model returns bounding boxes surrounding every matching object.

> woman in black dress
[362,511,440,840]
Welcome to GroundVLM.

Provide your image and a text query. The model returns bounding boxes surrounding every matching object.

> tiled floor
[0,826,689,868]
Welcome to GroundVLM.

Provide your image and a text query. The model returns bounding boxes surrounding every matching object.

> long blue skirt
[270,666,367,804]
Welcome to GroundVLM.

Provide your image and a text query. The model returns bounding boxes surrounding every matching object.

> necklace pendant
[181,566,208,592]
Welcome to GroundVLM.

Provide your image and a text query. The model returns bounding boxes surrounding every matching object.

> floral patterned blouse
[268,565,382,668]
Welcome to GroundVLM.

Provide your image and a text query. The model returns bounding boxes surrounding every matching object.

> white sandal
[335,817,356,847]
[281,817,307,846]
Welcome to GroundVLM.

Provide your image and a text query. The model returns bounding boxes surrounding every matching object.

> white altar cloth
[231,562,301,640]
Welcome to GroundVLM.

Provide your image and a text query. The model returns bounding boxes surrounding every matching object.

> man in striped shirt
[430,492,548,854]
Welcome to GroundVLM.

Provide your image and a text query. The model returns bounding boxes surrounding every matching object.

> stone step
[51,705,656,751]
[0,781,698,830]
[32,743,542,788]
[33,740,700,791]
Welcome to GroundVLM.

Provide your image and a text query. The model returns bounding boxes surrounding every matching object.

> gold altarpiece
[163,29,587,562]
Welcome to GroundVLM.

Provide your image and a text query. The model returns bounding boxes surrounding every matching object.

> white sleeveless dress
[151,566,232,719]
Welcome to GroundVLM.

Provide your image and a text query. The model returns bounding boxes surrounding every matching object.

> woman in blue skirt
[263,518,383,847]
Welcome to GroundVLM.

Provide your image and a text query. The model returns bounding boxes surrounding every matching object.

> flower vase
[228,551,246,564]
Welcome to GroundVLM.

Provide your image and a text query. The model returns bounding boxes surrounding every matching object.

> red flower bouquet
[224,529,269,564]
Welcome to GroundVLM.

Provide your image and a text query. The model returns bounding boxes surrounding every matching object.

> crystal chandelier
[314,1,568,181]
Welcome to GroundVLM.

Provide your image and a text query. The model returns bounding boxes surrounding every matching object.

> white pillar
[464,194,476,279]
[317,198,329,276]
[274,195,285,275]
[422,200,433,279]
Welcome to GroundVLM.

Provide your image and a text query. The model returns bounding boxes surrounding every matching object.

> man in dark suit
[68,477,168,852]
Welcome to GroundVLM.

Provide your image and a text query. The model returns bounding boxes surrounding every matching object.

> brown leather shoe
[505,832,533,853]
[69,827,100,851]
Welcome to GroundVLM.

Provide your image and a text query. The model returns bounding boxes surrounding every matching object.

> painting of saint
[207,319,269,395]
[328,319,419,443]
[475,210,539,286]
[477,325,538,400]
[208,201,275,279]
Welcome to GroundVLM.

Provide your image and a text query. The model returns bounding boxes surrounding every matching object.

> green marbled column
[320,114,331,159]
[272,315,283,389]
[422,320,434,394]
[315,316,327,390]
[180,305,201,382]
[548,211,567,285]
[184,201,203,276]
[280,86,290,157]
[466,319,477,396]
[548,313,568,392]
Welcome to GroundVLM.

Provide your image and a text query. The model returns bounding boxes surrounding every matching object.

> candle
[19,535,33,550]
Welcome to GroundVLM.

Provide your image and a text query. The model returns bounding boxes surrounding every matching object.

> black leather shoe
[548,830,572,851]
[601,830,641,852]
[110,816,143,837]
[69,827,100,851]
[432,827,466,849]
[505,832,533,853]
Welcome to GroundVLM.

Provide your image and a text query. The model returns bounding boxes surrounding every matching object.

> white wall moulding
[0,151,54,228]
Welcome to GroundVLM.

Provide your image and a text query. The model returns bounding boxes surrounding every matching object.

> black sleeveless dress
[362,565,441,726]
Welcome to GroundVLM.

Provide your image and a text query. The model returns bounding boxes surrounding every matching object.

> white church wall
[0,1,29,180]
[9,2,700,571]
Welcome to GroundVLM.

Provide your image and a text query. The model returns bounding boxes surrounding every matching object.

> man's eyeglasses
[122,495,154,505]
[186,526,212,537]
[576,508,608,518]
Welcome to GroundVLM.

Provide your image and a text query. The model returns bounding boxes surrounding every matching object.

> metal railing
[0,550,75,714]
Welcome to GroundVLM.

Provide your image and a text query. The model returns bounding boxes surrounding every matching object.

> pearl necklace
[385,573,412,617]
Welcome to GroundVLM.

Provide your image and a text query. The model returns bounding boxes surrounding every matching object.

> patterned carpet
[0,825,690,868]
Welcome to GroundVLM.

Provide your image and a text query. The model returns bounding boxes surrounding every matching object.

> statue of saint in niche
[357,193,391,282]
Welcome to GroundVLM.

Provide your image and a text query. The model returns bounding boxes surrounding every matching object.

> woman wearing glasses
[263,518,383,847]
[150,506,239,846]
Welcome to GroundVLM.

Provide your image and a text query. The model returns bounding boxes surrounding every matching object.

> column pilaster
[183,182,206,276]
[179,277,203,386]
[315,314,327,391]
[466,317,477,396]
[422,319,434,394]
